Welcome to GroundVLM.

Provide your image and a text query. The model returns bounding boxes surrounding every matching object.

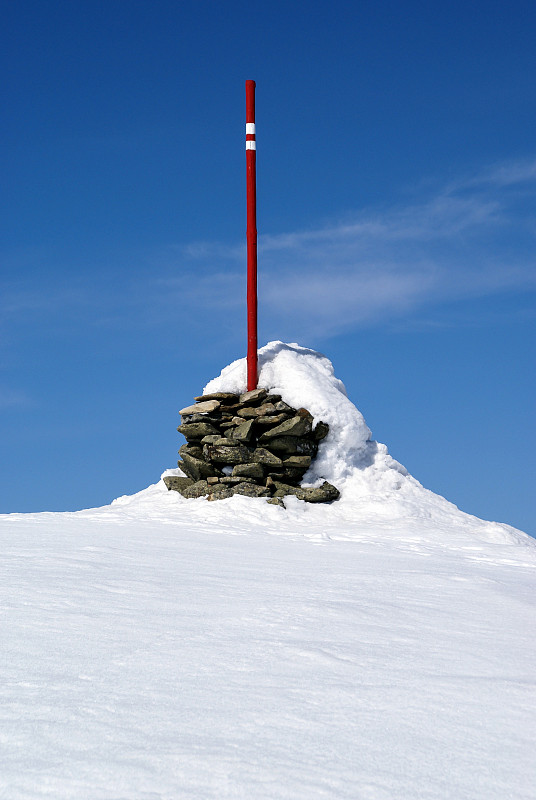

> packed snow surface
[1,342,535,799]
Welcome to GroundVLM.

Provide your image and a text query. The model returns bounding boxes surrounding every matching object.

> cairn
[164,388,340,505]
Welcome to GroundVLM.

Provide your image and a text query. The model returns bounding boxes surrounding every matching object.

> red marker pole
[245,80,258,390]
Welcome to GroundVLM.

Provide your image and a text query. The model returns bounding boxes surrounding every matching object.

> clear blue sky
[1,1,535,535]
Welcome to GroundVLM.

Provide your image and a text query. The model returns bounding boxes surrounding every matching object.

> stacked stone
[163,387,340,505]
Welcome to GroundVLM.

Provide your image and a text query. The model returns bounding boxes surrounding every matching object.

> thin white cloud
[461,157,536,188]
[0,284,92,323]
[1,157,535,344]
[0,388,33,410]
[163,157,536,340]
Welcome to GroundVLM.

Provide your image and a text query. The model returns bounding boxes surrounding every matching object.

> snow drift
[204,340,374,486]
[154,341,528,547]
[1,342,535,800]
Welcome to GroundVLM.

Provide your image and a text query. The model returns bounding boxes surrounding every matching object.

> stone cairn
[163,387,340,506]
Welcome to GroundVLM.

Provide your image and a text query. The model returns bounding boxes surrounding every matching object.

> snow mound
[21,341,529,551]
[205,340,411,485]
[200,341,531,545]
[2,363,534,800]
[205,341,374,485]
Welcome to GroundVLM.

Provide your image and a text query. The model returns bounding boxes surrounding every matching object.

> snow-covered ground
[1,343,535,799]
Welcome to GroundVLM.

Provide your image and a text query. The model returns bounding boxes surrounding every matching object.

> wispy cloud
[0,387,34,410]
[0,287,86,321]
[1,157,535,345]
[157,157,536,340]
[460,157,536,188]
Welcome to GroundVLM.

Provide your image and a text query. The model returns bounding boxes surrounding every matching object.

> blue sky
[1,1,535,535]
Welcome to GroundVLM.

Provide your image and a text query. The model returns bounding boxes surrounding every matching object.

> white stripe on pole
[246,123,256,135]
[246,141,256,150]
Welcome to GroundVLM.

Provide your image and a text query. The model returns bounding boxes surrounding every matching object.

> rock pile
[163,388,340,505]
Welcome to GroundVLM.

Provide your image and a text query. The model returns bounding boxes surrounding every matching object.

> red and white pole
[245,80,258,390]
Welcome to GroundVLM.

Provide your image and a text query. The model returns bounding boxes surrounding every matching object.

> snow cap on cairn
[203,342,373,486]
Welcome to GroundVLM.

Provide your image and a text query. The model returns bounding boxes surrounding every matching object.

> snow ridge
[205,341,375,483]
[7,342,530,551]
[203,341,529,546]
[1,344,534,800]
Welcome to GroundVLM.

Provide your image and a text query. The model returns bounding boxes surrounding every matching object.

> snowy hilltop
[2,342,535,800]
[141,340,527,548]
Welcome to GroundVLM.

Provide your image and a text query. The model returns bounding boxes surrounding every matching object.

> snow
[1,343,535,799]
[205,341,373,486]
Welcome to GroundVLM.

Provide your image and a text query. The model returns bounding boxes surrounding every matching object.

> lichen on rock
[165,385,339,505]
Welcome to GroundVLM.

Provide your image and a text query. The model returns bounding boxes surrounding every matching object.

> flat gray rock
[179,443,204,460]
[266,496,285,507]
[239,388,268,405]
[313,421,330,441]
[207,485,235,500]
[254,413,290,427]
[194,392,239,403]
[251,448,283,467]
[259,415,312,440]
[236,403,276,419]
[283,455,312,469]
[179,453,221,482]
[272,482,301,499]
[203,443,251,465]
[302,482,340,503]
[274,400,293,413]
[177,422,220,440]
[272,480,340,503]
[163,476,194,494]
[182,480,210,499]
[261,436,317,455]
[232,419,255,442]
[281,467,308,483]
[200,435,221,445]
[233,482,271,498]
[180,413,223,424]
[232,462,264,479]
[180,399,220,415]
